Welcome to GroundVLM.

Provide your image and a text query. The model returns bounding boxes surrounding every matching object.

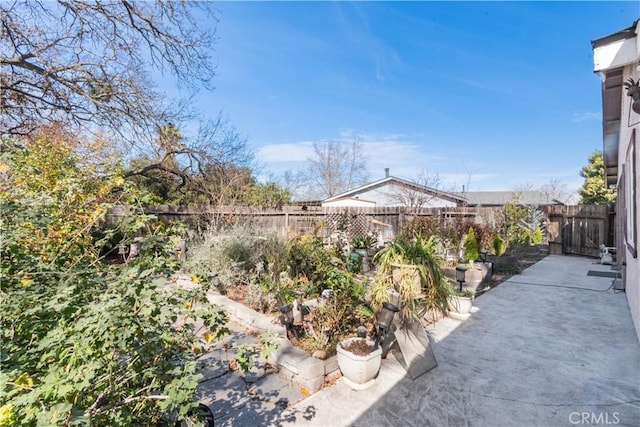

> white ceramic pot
[336,337,382,388]
[450,295,473,314]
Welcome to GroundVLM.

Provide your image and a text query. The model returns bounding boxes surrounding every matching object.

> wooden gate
[545,205,613,258]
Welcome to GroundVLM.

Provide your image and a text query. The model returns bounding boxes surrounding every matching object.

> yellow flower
[14,372,33,388]
[191,275,200,284]
[0,403,17,427]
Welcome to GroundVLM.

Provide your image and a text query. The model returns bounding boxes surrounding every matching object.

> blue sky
[183,1,638,193]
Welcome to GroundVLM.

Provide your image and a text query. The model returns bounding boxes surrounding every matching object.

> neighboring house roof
[451,191,563,207]
[323,176,467,205]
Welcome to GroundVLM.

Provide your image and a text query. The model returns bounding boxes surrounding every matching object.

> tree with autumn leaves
[0,129,241,425]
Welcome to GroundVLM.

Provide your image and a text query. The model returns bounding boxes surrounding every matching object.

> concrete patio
[279,255,640,426]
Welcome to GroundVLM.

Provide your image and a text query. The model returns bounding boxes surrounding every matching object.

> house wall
[346,183,457,208]
[619,62,640,343]
[322,198,375,208]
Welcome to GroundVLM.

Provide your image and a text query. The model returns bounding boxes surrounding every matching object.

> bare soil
[340,339,375,356]
[225,283,249,302]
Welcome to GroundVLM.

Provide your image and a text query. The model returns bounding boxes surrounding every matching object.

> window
[625,129,637,258]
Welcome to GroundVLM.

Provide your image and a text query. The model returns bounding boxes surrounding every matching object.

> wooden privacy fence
[108,205,503,242]
[544,204,614,258]
[109,204,613,257]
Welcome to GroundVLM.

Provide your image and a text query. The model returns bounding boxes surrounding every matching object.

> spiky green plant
[371,235,451,322]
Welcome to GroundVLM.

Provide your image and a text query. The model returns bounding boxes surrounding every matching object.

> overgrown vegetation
[0,134,240,426]
[371,236,451,322]
[184,224,374,355]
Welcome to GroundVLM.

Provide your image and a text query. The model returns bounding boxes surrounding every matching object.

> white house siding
[340,184,457,208]
[322,198,376,208]
[594,20,640,342]
[619,62,640,343]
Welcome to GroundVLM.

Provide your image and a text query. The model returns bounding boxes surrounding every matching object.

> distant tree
[578,151,616,205]
[1,0,217,143]
[2,0,262,206]
[306,139,368,199]
[126,123,188,203]
[385,169,442,211]
[280,169,309,201]
[245,182,292,209]
[540,179,576,205]
[125,116,256,205]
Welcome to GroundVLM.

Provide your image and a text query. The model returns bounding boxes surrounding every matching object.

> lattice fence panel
[324,212,371,240]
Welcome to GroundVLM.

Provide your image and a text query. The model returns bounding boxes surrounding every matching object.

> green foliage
[0,136,230,425]
[532,227,544,245]
[0,404,17,427]
[185,226,296,313]
[579,151,617,205]
[459,287,475,298]
[301,269,372,354]
[446,283,474,297]
[286,233,334,288]
[502,199,530,248]
[352,233,377,250]
[463,227,479,262]
[518,205,545,245]
[372,235,450,321]
[492,235,506,257]
[400,216,441,240]
[185,226,262,290]
[233,332,280,372]
[244,182,291,209]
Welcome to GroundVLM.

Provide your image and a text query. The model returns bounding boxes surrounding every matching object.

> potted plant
[448,285,474,315]
[352,236,370,257]
[371,235,450,322]
[336,336,382,390]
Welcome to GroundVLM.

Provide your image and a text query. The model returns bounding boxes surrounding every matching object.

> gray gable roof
[452,191,563,206]
[324,176,467,204]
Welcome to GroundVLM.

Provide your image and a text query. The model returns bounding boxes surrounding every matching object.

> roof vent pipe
[385,168,389,178]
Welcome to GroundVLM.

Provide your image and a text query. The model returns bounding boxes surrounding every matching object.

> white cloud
[257,142,314,162]
[571,112,600,122]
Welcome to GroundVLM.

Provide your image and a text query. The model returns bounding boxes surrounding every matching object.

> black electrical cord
[503,279,618,293]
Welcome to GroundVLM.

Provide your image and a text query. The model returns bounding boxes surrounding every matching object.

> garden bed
[478,249,548,295]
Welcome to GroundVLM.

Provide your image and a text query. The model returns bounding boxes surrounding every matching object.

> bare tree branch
[1,0,217,143]
[306,139,368,199]
[384,169,443,210]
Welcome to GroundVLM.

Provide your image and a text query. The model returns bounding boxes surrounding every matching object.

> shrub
[493,235,506,257]
[0,136,230,425]
[401,216,441,240]
[299,269,373,354]
[502,200,530,247]
[519,205,546,244]
[532,227,544,245]
[464,227,479,262]
[286,232,334,291]
[186,226,278,289]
